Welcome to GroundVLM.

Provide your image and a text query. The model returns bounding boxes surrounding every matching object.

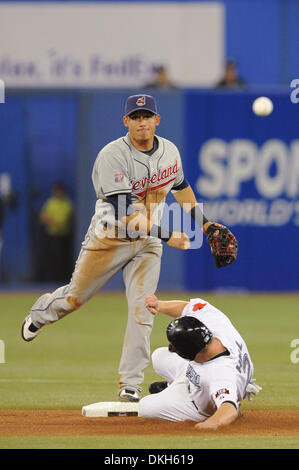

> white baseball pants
[139,347,204,421]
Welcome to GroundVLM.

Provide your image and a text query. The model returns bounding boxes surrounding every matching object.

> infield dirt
[0,409,298,437]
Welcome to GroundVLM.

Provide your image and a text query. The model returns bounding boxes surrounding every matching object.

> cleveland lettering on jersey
[130,160,178,194]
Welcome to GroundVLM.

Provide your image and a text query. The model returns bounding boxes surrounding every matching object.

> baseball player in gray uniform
[21,94,237,402]
[140,294,262,429]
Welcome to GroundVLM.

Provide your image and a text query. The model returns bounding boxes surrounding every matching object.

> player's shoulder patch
[189,298,208,310]
[215,388,230,399]
[192,302,207,312]
[212,387,238,411]
[181,298,207,317]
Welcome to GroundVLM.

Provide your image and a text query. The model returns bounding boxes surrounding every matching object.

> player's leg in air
[21,235,138,341]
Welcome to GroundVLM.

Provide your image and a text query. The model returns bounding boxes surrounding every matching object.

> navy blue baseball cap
[124,94,158,116]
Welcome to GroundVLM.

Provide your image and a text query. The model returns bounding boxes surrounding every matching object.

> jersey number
[235,341,251,384]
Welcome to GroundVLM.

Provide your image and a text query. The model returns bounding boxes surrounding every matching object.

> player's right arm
[123,209,190,249]
[145,294,188,317]
[105,193,190,249]
[195,375,240,430]
[194,402,238,431]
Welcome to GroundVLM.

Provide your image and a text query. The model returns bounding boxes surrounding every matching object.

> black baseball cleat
[149,381,168,394]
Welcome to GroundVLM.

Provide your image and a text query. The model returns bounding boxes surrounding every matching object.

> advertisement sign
[184,89,299,291]
[0,2,223,88]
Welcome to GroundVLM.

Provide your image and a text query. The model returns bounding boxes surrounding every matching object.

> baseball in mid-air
[252,96,273,116]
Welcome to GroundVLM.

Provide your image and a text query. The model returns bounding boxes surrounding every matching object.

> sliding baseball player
[140,294,261,429]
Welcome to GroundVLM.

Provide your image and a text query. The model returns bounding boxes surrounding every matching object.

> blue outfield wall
[1,87,298,291]
[0,92,78,283]
[0,97,29,282]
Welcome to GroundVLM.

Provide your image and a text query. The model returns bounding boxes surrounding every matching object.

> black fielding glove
[206,223,238,268]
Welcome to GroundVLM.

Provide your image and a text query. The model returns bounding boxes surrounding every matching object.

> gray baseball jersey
[30,132,186,393]
[90,132,185,238]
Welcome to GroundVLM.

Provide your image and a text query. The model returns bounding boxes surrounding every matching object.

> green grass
[0,291,298,448]
[0,435,298,449]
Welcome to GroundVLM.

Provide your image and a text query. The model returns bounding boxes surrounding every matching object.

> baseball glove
[206,223,238,268]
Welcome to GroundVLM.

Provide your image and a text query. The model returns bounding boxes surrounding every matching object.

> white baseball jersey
[139,298,254,422]
[89,133,184,238]
[181,298,253,417]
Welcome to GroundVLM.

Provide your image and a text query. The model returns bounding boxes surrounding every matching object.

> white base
[82,401,139,417]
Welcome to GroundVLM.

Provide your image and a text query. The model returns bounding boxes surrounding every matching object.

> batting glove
[245,379,262,401]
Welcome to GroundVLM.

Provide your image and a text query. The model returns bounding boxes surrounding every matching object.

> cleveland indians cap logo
[136,96,146,106]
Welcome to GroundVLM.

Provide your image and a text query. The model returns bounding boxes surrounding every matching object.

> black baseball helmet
[166,316,213,360]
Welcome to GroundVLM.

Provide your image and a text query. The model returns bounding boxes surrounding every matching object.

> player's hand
[166,232,190,250]
[194,421,219,431]
[145,294,160,315]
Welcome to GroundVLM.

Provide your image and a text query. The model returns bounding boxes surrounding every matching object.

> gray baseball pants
[30,233,162,390]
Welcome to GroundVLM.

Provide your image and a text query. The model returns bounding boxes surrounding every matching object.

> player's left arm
[194,402,238,431]
[171,184,211,233]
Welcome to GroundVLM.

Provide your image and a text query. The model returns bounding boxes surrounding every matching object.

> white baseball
[252,96,273,116]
